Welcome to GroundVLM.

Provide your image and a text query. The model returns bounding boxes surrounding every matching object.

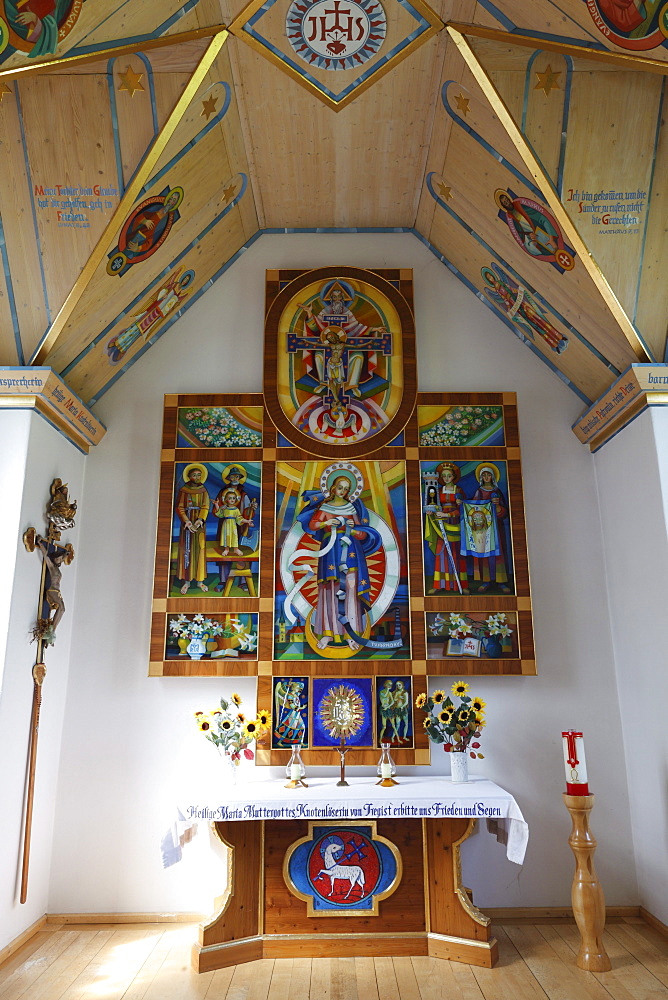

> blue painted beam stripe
[14,83,51,330]
[556,56,574,197]
[65,0,201,56]
[0,213,25,365]
[106,58,126,197]
[633,76,665,344]
[426,172,619,373]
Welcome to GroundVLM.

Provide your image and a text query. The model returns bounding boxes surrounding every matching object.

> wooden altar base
[192,817,498,972]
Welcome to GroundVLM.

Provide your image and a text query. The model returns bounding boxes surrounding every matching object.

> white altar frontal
[177,776,527,973]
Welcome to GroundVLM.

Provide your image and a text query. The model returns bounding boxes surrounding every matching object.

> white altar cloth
[174,776,528,866]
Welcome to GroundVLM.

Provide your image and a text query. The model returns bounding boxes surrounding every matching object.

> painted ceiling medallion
[228,0,442,110]
[286,0,386,70]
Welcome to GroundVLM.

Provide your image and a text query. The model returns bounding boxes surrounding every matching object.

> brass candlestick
[563,793,611,972]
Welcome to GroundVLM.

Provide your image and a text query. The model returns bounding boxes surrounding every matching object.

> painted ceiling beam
[31,30,229,368]
[0,25,227,82]
[448,21,668,76]
[447,26,651,364]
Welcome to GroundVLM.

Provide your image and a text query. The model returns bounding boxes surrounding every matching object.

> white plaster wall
[594,406,668,924]
[48,233,637,916]
[0,412,84,950]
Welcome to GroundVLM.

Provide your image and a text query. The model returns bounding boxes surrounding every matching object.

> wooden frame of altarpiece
[150,267,535,767]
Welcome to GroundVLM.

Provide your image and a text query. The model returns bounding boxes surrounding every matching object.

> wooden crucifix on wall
[21,478,77,903]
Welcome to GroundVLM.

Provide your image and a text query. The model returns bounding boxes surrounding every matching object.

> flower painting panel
[272,676,310,749]
[166,613,258,660]
[418,405,505,447]
[421,460,514,596]
[170,461,260,597]
[312,677,374,748]
[176,406,263,448]
[376,676,413,748]
[426,612,519,659]
[274,460,410,661]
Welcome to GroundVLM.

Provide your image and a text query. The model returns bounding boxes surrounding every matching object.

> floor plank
[3,921,668,1000]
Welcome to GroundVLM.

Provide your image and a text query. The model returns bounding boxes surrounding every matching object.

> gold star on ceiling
[534,65,561,97]
[222,184,237,203]
[437,182,452,201]
[201,95,218,120]
[118,66,144,98]
[454,93,470,115]
[0,82,12,101]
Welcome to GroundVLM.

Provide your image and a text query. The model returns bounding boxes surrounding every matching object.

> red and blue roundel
[286,824,399,912]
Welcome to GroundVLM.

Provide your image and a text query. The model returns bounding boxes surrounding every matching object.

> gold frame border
[228,0,444,111]
[282,819,403,916]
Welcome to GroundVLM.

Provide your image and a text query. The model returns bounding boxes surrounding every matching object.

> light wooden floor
[2,918,668,1000]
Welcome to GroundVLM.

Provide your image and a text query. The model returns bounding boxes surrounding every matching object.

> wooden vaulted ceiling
[0,0,666,410]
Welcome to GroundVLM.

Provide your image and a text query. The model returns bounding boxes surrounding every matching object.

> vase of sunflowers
[415,681,486,783]
[194,694,271,783]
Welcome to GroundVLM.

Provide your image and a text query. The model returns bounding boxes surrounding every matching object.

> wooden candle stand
[563,793,611,972]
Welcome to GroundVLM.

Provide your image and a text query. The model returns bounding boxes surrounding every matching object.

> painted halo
[182,462,208,482]
[320,462,364,501]
[475,462,500,484]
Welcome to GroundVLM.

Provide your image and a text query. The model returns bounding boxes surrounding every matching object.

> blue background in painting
[171,461,261,550]
[287,825,397,911]
[312,678,374,747]
[271,675,310,749]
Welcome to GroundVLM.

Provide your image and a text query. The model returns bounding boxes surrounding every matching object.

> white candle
[381,762,392,779]
[562,731,588,792]
[290,763,301,780]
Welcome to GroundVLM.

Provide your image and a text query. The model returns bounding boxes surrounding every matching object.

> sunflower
[237,712,246,723]
[231,693,242,707]
[415,693,427,709]
[470,696,486,713]
[220,719,232,731]
[433,690,446,704]
[452,681,469,697]
[243,720,260,738]
[194,711,204,718]
[474,712,486,728]
[439,709,453,724]
[196,715,211,732]
[457,708,471,725]
[257,709,271,727]
[423,717,433,731]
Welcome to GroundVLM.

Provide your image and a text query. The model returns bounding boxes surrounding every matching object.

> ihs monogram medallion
[286,0,386,70]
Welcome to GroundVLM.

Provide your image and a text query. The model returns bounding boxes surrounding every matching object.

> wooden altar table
[186,776,527,973]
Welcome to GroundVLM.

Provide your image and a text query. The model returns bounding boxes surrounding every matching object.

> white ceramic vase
[450,751,469,783]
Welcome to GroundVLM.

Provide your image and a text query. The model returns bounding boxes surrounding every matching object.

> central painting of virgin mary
[274,460,410,661]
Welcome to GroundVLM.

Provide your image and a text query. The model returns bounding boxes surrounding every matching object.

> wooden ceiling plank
[0,256,22,365]
[223,39,266,229]
[31,30,229,367]
[66,211,251,403]
[426,208,620,402]
[560,69,662,322]
[430,126,639,372]
[415,30,472,237]
[111,54,161,190]
[633,81,668,361]
[44,124,236,374]
[18,73,121,322]
[522,52,568,188]
[0,89,49,362]
[449,21,668,74]
[448,26,652,362]
[0,25,227,82]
